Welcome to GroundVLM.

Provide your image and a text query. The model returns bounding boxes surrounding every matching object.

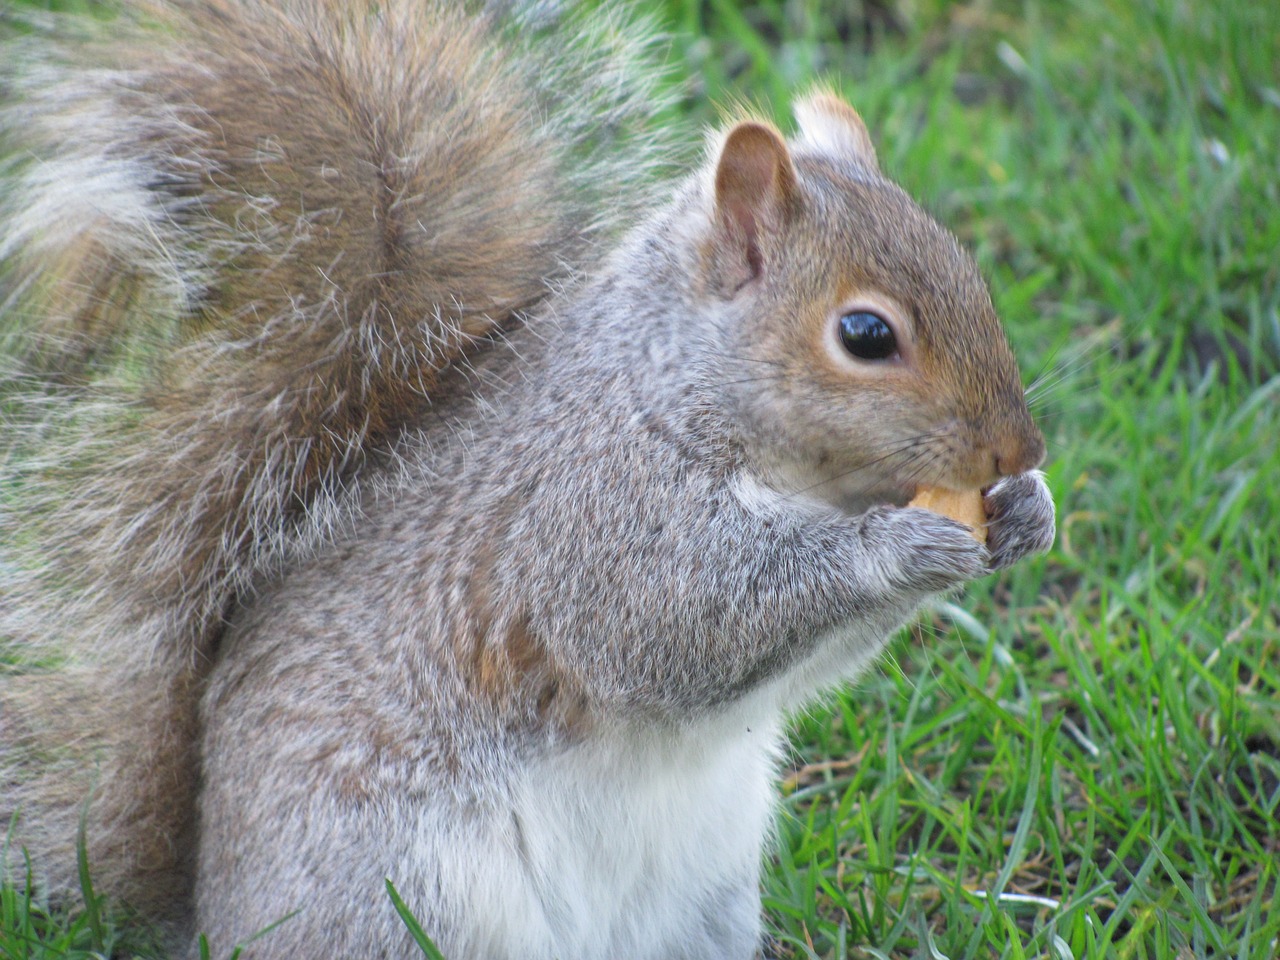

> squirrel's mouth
[884,485,917,508]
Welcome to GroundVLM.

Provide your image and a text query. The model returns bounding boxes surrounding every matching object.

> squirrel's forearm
[515,487,921,715]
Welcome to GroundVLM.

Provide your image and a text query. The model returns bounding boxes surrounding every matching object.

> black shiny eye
[838,311,898,360]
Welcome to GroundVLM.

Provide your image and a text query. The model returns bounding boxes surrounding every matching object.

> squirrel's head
[699,92,1044,513]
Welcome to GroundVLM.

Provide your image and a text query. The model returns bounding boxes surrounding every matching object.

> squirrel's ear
[711,120,797,294]
[793,92,879,172]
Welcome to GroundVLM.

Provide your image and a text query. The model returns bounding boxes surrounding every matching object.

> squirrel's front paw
[861,505,989,595]
[984,471,1056,570]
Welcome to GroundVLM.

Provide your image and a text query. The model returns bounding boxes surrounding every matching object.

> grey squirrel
[0,1,1056,957]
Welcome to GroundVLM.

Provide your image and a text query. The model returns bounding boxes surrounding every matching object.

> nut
[908,485,987,543]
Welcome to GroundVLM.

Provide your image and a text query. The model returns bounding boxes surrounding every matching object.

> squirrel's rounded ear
[793,92,879,173]
[712,121,797,293]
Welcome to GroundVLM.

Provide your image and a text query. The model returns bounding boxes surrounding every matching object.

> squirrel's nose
[995,431,1046,477]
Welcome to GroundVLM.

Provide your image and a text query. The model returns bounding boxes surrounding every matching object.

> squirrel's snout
[995,429,1046,477]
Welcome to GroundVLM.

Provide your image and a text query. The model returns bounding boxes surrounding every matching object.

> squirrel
[0,1,1056,958]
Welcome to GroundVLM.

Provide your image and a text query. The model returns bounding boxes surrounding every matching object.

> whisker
[1024,320,1116,409]
[1026,349,1097,400]
[780,431,945,502]
[1025,338,1070,396]
[897,447,942,490]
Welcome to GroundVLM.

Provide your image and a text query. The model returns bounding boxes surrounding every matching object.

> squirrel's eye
[838,311,898,361]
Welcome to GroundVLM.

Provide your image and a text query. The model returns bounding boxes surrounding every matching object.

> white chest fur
[430,707,784,960]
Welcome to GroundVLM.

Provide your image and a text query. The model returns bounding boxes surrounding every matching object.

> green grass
[660,0,1279,957]
[0,828,163,959]
[4,0,1279,957]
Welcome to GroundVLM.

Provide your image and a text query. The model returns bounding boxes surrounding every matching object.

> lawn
[3,0,1278,958]
[667,1,1279,957]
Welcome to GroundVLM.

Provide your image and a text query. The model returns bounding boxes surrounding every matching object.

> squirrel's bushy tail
[0,0,668,926]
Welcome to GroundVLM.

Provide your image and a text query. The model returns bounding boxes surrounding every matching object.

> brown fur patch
[462,534,589,736]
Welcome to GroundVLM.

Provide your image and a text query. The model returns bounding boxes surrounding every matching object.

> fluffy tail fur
[0,0,666,927]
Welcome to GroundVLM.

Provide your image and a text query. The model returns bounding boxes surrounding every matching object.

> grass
[3,0,1278,957]
[661,1,1279,957]
[0,829,162,959]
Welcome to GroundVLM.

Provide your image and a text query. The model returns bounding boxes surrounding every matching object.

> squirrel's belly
[427,710,783,960]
